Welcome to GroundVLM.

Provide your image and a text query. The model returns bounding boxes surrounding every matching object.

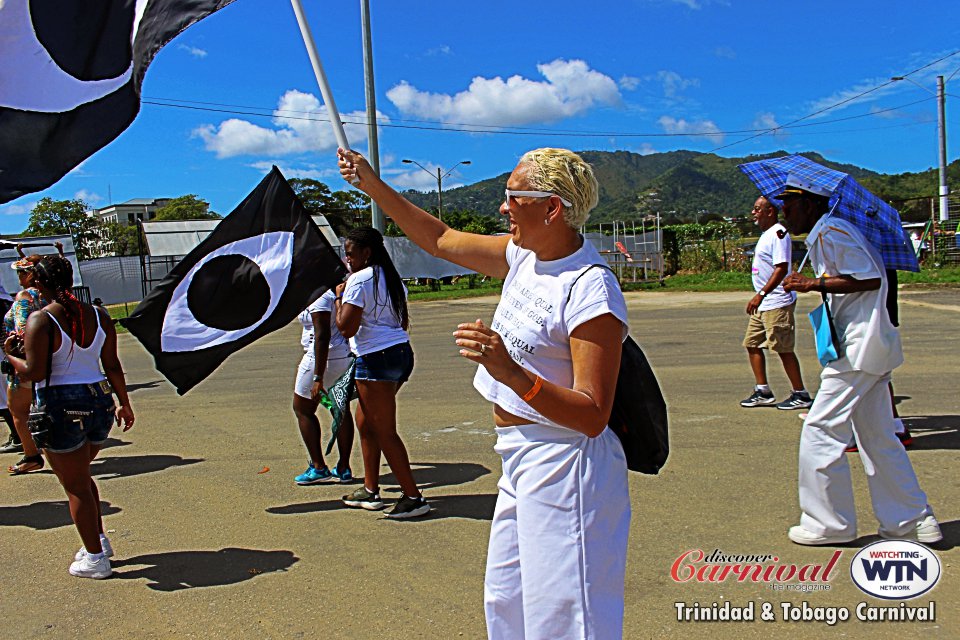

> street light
[892,75,950,221]
[401,158,471,221]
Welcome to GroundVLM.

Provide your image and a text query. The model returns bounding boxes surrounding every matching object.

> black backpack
[568,265,669,474]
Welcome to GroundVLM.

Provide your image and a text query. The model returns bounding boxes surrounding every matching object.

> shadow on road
[0,500,120,530]
[91,454,204,480]
[99,436,132,450]
[380,461,491,490]
[126,380,164,393]
[904,415,959,451]
[112,547,298,591]
[266,493,497,521]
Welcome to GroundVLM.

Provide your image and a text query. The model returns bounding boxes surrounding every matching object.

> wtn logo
[861,559,927,583]
[851,541,941,600]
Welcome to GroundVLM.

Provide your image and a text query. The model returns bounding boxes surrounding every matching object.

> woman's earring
[544,217,550,226]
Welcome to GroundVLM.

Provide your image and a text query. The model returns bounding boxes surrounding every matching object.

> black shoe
[777,391,813,411]
[386,494,430,519]
[740,389,776,408]
[0,437,23,454]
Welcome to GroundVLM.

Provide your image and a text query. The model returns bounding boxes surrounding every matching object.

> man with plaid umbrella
[779,179,940,546]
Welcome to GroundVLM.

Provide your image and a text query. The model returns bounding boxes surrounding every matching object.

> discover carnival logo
[850,540,941,600]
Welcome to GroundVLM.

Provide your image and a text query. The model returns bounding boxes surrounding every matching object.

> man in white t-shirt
[740,196,812,410]
[780,183,940,546]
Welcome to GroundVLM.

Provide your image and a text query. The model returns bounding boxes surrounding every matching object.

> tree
[24,197,99,259]
[103,222,143,256]
[288,178,370,235]
[153,195,221,221]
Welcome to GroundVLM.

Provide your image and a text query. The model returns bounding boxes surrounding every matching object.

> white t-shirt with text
[474,239,628,429]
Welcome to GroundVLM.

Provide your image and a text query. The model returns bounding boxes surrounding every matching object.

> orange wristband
[521,375,543,403]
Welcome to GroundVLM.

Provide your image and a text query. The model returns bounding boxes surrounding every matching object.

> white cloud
[752,112,787,137]
[714,46,736,60]
[195,90,385,159]
[635,143,658,156]
[655,70,699,99]
[619,75,641,91]
[248,161,339,182]
[803,77,905,117]
[658,115,724,143]
[178,44,208,58]
[0,201,36,216]
[386,59,622,127]
[425,45,452,56]
[74,189,103,204]
[381,161,469,191]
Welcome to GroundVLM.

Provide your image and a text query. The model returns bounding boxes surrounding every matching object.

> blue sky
[2,0,959,232]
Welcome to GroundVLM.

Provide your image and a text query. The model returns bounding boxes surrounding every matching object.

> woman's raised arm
[338,149,510,279]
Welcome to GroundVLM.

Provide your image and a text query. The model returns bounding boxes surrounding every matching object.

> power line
[710,49,960,153]
[142,95,936,140]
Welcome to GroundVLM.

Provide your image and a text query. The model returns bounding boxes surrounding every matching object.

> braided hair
[33,255,86,348]
[345,227,408,330]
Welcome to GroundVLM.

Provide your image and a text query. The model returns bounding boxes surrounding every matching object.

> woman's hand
[311,381,324,400]
[3,334,16,356]
[338,149,372,190]
[454,319,519,383]
[335,281,346,297]
[116,405,135,432]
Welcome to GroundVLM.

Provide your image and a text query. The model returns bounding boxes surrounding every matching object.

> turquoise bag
[808,291,840,366]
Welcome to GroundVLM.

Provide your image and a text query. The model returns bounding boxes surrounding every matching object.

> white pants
[294,353,351,400]
[484,423,630,640]
[799,366,932,538]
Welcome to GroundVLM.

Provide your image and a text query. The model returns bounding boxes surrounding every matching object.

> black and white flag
[121,167,348,395]
[0,0,234,204]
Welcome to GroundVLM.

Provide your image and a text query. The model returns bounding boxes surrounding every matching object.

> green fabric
[324,356,357,455]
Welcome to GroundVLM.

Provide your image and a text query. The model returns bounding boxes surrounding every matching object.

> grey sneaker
[386,494,431,519]
[740,389,776,408]
[880,515,943,544]
[777,391,813,410]
[69,553,112,579]
[342,487,385,511]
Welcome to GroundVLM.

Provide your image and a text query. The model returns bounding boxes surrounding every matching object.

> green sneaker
[342,487,384,511]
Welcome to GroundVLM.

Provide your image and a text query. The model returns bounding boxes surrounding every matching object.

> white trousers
[484,423,630,640]
[799,366,932,538]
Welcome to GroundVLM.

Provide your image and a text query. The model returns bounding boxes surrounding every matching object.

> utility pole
[360,0,384,231]
[937,75,949,222]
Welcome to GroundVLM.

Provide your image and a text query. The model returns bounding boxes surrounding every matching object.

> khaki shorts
[743,303,796,353]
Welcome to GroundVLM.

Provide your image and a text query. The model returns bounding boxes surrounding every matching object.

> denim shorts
[37,382,117,454]
[355,342,414,383]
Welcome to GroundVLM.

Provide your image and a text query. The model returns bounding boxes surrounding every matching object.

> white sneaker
[879,515,943,544]
[788,525,855,546]
[75,536,114,561]
[69,553,112,579]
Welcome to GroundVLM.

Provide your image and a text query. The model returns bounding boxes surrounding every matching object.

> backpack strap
[566,263,618,304]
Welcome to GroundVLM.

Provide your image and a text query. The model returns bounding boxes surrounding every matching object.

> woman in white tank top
[3,255,134,580]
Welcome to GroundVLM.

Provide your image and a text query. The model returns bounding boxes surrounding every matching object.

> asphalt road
[1,288,956,639]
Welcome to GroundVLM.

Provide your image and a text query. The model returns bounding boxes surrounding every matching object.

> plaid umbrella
[738,154,919,272]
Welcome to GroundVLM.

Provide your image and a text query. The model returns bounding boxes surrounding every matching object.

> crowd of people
[0,149,944,638]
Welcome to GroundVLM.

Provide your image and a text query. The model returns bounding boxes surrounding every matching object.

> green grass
[897,265,960,285]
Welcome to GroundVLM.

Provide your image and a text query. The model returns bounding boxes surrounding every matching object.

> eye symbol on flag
[0,0,140,113]
[160,232,294,353]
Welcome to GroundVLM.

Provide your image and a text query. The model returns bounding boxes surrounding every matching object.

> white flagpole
[289,0,351,153]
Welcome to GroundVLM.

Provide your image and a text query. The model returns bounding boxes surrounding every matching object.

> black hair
[33,255,86,348]
[345,227,408,330]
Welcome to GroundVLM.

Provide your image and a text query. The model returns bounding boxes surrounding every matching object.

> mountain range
[399,150,959,225]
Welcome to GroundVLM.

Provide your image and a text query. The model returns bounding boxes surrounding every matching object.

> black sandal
[8,454,44,475]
